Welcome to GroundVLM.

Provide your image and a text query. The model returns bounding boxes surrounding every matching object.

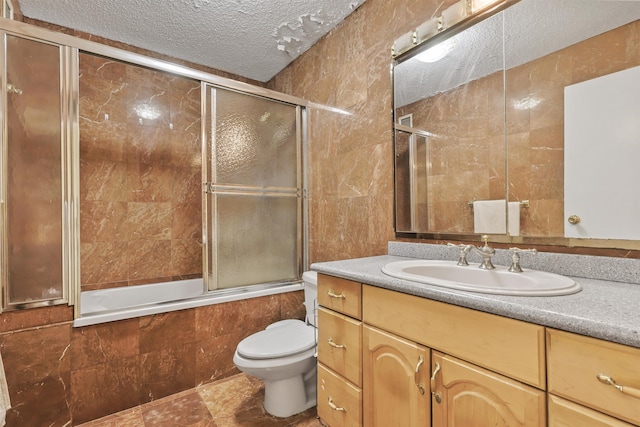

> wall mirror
[393,0,640,249]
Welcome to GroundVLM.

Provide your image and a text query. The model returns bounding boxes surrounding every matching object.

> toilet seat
[237,320,316,359]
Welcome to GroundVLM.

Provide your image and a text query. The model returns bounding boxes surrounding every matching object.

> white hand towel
[473,200,521,236]
[0,351,10,427]
[473,200,506,234]
[507,201,520,237]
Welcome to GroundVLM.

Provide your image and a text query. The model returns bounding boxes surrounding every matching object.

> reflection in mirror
[393,0,640,248]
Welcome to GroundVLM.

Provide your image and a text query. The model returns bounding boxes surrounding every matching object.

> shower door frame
[0,17,311,316]
[201,84,306,292]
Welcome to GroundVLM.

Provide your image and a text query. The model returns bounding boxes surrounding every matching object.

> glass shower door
[204,86,301,290]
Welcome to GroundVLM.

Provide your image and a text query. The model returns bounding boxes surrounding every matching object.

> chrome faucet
[508,247,537,272]
[472,235,495,270]
[447,243,474,266]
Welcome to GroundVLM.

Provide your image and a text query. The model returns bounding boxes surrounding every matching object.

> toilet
[233,271,318,418]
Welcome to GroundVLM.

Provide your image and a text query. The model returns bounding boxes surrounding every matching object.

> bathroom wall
[395,21,640,236]
[79,53,202,291]
[270,0,640,260]
[268,0,445,262]
[0,19,306,426]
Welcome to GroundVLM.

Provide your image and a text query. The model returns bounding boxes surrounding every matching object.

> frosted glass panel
[215,194,298,289]
[5,35,63,305]
[214,88,297,188]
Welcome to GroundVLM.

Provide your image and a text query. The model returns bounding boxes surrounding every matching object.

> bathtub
[73,278,303,327]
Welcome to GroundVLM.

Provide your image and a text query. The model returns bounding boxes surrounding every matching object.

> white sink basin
[382,260,581,296]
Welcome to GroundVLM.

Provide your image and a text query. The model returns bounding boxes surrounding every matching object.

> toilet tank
[302,271,318,327]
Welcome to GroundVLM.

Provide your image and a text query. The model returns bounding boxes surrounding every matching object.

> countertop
[311,253,640,349]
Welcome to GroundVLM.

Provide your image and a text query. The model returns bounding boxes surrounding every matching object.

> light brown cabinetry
[363,325,430,426]
[547,329,640,426]
[317,273,639,427]
[548,395,635,427]
[317,274,363,426]
[430,352,545,426]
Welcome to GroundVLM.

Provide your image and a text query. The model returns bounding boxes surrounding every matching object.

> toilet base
[263,366,317,418]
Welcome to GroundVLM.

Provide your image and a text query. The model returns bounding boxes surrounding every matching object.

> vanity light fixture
[470,0,502,13]
[392,30,416,57]
[391,0,506,58]
[441,0,469,29]
[414,16,441,45]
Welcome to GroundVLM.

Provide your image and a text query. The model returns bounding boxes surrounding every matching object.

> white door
[564,66,640,240]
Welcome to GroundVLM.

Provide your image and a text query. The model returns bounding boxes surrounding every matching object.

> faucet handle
[447,243,473,266]
[508,247,537,272]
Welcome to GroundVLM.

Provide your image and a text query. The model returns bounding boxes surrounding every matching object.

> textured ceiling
[16,0,366,82]
[395,0,640,107]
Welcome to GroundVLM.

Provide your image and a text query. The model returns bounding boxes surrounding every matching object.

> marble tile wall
[78,53,202,291]
[269,0,640,256]
[268,0,445,262]
[0,292,305,425]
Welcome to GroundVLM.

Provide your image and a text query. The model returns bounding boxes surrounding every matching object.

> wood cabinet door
[431,352,545,427]
[363,325,430,427]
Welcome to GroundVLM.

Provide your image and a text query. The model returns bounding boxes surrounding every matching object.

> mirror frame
[391,0,640,251]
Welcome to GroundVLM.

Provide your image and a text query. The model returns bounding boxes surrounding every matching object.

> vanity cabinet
[364,284,546,427]
[317,274,363,426]
[547,329,640,426]
[317,272,640,426]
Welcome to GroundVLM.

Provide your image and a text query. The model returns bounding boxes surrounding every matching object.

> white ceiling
[395,0,640,107]
[16,0,366,82]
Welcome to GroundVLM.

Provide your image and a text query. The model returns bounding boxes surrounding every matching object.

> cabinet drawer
[547,329,640,425]
[363,285,545,388]
[318,307,363,387]
[318,363,362,427]
[548,394,634,427]
[318,274,362,319]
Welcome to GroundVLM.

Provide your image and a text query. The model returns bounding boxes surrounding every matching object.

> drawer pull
[597,374,640,399]
[414,355,425,395]
[327,337,346,349]
[327,290,346,299]
[328,397,346,412]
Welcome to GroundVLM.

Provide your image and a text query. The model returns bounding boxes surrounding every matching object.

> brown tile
[126,202,172,241]
[76,406,145,427]
[139,342,196,402]
[127,162,173,203]
[195,296,280,341]
[80,158,128,202]
[81,241,129,285]
[71,318,140,370]
[279,291,305,321]
[172,238,203,277]
[81,201,128,243]
[172,203,202,240]
[141,389,216,427]
[0,305,72,334]
[126,126,173,165]
[5,371,72,427]
[70,356,141,425]
[139,310,196,354]
[195,332,242,385]
[127,239,172,280]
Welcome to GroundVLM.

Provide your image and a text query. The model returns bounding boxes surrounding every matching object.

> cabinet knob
[567,215,581,225]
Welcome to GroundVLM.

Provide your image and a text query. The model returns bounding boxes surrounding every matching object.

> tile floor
[78,373,323,427]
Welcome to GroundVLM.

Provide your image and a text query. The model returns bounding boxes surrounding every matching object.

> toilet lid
[237,320,316,359]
